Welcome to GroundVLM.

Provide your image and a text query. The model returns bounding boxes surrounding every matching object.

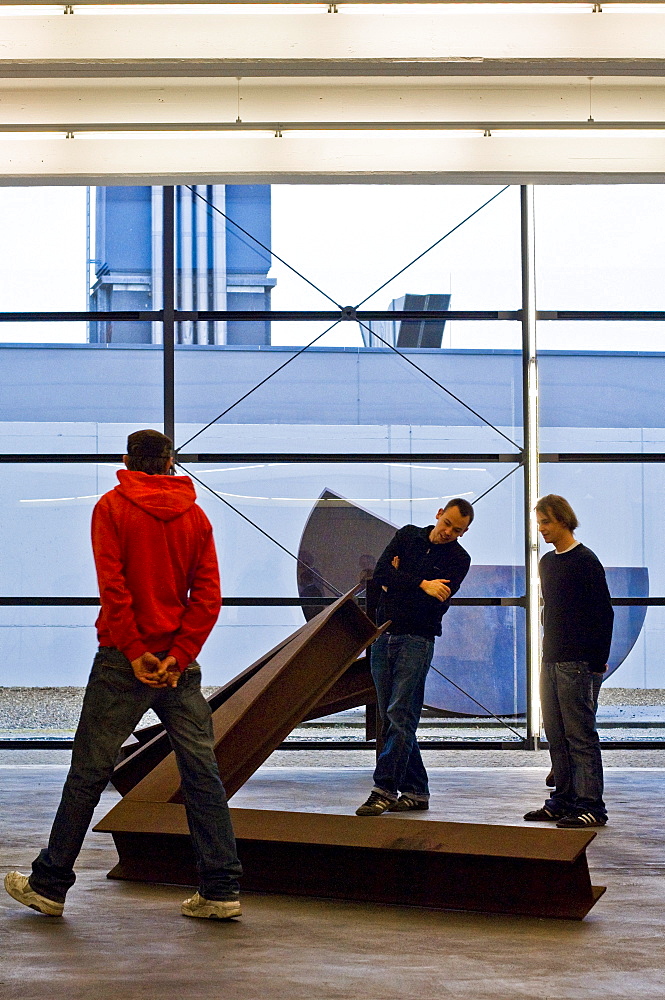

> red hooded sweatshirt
[92,470,221,671]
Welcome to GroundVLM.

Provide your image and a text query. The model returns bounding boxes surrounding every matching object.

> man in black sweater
[524,494,613,828]
[356,499,472,816]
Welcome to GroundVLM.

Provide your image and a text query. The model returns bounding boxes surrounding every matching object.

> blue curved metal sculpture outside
[298,490,648,717]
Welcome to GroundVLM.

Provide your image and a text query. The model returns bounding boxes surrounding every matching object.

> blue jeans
[542,660,606,819]
[371,633,434,800]
[30,647,242,904]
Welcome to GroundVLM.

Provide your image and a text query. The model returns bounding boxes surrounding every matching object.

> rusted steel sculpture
[97,590,383,815]
[95,590,605,920]
[111,626,377,797]
[96,806,604,921]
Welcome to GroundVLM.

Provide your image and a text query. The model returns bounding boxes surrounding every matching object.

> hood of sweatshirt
[114,469,197,522]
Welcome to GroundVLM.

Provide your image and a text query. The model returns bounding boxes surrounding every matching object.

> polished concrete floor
[2,764,665,1000]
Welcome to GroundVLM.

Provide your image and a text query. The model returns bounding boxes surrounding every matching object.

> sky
[1,183,665,350]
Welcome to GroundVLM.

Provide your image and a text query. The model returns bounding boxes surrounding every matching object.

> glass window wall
[3,181,662,746]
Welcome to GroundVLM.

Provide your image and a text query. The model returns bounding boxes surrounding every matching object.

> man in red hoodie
[5,429,242,920]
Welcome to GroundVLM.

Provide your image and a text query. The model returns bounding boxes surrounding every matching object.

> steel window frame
[2,186,665,749]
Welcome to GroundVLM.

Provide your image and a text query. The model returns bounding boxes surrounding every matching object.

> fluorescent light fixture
[5,0,665,12]
[2,121,665,139]
[0,131,68,140]
[72,3,328,12]
[6,1,665,7]
[497,128,665,138]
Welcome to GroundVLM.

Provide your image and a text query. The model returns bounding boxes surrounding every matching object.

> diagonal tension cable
[472,462,522,505]
[177,320,342,453]
[355,186,511,309]
[179,185,518,454]
[178,462,343,598]
[185,184,343,310]
[427,663,525,739]
[182,461,524,737]
[355,317,520,450]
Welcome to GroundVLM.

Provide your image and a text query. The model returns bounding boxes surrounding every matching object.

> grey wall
[2,344,665,432]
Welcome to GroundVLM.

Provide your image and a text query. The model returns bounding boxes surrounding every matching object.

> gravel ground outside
[3,686,665,726]
[4,687,665,761]
[4,748,665,768]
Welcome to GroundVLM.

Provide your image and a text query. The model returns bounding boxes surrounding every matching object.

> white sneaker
[4,871,64,916]
[181,891,241,920]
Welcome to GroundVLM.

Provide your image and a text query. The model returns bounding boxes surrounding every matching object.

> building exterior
[0,343,657,694]
[362,293,451,349]
[89,185,275,346]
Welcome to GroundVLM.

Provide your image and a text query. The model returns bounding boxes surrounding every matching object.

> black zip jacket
[372,524,471,640]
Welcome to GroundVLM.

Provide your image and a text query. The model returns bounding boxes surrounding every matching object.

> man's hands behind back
[131,652,180,688]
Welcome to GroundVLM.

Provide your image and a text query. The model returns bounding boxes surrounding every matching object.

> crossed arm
[391,555,451,602]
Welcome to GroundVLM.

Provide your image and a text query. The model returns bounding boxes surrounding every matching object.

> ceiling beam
[2,133,665,185]
[1,78,662,130]
[2,12,665,78]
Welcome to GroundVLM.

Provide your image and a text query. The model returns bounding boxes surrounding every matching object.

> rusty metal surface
[301,655,375,720]
[95,587,604,920]
[113,626,378,796]
[111,624,312,795]
[102,590,384,808]
[97,806,605,920]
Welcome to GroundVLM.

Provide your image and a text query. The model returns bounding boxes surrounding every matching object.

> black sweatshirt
[539,542,614,670]
[372,524,471,641]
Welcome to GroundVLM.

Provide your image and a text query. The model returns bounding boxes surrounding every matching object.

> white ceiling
[1,6,665,183]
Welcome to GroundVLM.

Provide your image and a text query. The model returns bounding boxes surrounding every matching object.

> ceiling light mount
[1,120,665,137]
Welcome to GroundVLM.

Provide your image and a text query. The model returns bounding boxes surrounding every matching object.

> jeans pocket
[180,663,202,688]
[95,647,132,672]
[556,660,588,676]
[91,648,137,691]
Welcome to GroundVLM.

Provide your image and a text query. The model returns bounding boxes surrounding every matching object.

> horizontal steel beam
[4,452,665,464]
[3,453,665,468]
[6,60,665,81]
[539,310,665,320]
[0,595,528,606]
[0,310,518,323]
[2,595,662,606]
[0,453,522,463]
[0,311,161,323]
[5,739,665,751]
[4,121,665,134]
[1,309,664,322]
[98,805,604,919]
[543,453,665,462]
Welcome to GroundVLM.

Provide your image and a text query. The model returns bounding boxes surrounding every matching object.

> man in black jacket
[356,499,472,816]
[524,494,613,828]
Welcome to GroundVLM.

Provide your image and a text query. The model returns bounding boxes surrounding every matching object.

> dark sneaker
[4,872,64,916]
[523,806,564,822]
[355,791,394,816]
[556,812,607,829]
[545,770,556,788]
[388,795,429,812]
[181,891,241,919]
